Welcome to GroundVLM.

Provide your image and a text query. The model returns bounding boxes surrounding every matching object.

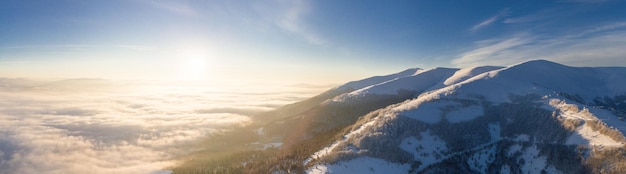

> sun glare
[178,48,212,82]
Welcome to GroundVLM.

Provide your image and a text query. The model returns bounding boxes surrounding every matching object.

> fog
[0,78,329,174]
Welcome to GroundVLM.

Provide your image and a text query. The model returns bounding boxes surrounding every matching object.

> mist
[0,78,328,174]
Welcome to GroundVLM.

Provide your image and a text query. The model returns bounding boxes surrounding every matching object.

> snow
[305,118,380,165]
[548,99,624,146]
[348,118,378,136]
[500,165,511,174]
[256,127,264,136]
[565,125,622,146]
[488,123,501,142]
[336,59,626,106]
[336,68,421,91]
[465,124,500,172]
[512,134,530,142]
[305,60,626,173]
[397,98,485,124]
[520,145,548,173]
[305,141,340,165]
[544,166,561,174]
[443,66,503,86]
[397,100,445,124]
[506,144,523,157]
[488,60,626,102]
[349,68,457,96]
[440,59,626,104]
[307,165,328,174]
[516,145,562,174]
[589,109,626,135]
[467,145,496,173]
[340,59,626,123]
[400,126,506,172]
[548,99,595,120]
[446,105,484,123]
[597,67,626,94]
[332,68,455,102]
[150,170,172,174]
[391,89,445,113]
[306,157,410,174]
[454,72,551,103]
[399,130,449,162]
[262,142,283,149]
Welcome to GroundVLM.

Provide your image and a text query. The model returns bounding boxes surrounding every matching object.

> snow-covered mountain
[300,60,626,173]
[173,60,626,173]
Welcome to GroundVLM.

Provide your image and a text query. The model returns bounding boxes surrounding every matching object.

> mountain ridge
[303,59,626,173]
[172,59,626,174]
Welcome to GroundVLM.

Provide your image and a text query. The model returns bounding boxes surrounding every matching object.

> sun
[182,57,208,80]
[178,48,211,82]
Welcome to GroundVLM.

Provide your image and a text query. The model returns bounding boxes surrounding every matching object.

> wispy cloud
[1,44,155,52]
[502,6,585,24]
[559,0,613,3]
[255,0,327,46]
[0,44,96,50]
[470,9,509,33]
[453,22,626,67]
[0,61,31,64]
[115,45,157,51]
[578,22,626,35]
[453,34,533,66]
[278,0,326,45]
[503,8,557,24]
[143,0,197,17]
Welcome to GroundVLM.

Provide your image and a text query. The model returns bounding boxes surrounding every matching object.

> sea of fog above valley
[0,78,330,174]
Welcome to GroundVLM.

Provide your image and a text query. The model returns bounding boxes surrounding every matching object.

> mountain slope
[254,68,422,124]
[304,60,626,173]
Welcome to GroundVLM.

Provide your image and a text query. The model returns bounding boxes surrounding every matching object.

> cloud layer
[0,79,327,174]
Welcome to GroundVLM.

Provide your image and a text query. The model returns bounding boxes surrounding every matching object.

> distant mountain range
[174,60,626,174]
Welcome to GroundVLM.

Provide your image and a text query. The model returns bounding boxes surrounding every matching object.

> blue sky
[2,0,626,83]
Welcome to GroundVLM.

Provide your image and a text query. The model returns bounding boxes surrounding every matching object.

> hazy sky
[2,0,626,83]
